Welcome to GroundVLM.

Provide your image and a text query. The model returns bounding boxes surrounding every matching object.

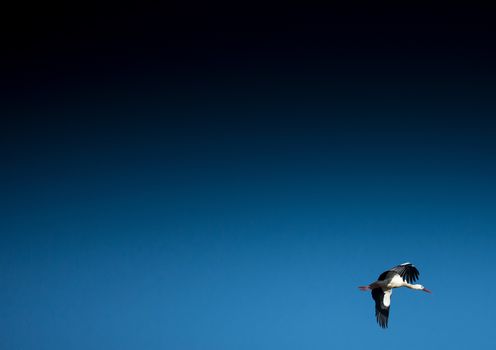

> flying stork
[358,262,431,328]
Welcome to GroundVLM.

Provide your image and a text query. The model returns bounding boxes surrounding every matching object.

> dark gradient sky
[2,4,496,349]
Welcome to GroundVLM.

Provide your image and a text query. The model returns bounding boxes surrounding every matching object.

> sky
[2,4,496,349]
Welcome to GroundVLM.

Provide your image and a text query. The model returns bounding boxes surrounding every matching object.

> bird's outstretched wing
[371,288,391,328]
[388,262,420,283]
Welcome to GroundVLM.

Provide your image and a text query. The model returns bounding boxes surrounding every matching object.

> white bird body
[359,262,431,328]
[387,274,405,288]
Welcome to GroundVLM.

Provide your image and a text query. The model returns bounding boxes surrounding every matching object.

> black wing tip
[394,262,421,283]
[376,315,389,328]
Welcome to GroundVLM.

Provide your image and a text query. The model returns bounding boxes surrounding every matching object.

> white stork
[358,262,431,328]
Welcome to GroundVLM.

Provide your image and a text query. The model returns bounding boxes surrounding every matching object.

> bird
[358,262,431,328]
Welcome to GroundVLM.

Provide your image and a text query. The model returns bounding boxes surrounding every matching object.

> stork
[358,262,431,328]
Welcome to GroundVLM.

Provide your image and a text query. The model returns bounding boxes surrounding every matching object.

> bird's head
[415,284,432,293]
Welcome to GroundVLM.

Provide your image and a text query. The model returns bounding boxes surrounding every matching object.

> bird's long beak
[423,287,432,293]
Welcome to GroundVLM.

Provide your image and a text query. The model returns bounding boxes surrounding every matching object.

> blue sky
[3,5,496,348]
[2,91,496,349]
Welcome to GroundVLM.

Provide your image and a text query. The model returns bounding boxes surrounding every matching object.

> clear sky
[2,4,496,349]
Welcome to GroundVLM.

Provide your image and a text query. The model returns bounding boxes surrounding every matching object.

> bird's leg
[358,285,371,291]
